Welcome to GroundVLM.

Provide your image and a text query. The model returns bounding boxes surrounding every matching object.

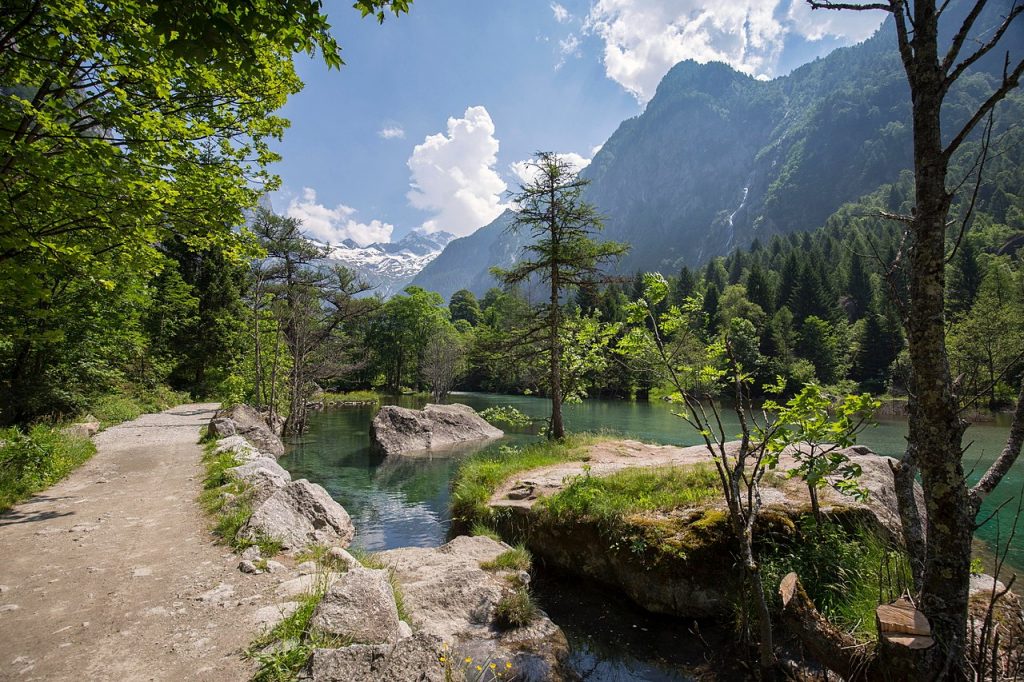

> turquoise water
[281,392,1021,571]
[279,392,1019,681]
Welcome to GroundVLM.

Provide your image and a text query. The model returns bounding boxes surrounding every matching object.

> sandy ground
[0,404,279,681]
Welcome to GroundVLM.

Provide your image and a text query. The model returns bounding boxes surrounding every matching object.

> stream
[279,392,1020,680]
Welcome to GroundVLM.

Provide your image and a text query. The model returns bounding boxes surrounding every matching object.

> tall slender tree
[496,152,627,439]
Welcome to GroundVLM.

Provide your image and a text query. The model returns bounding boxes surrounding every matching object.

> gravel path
[0,404,278,681]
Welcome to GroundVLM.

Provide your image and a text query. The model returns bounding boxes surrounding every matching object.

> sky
[270,0,886,246]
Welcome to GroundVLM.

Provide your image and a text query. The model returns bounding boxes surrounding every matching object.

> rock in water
[369,403,502,456]
[309,568,401,644]
[239,480,354,552]
[211,404,285,457]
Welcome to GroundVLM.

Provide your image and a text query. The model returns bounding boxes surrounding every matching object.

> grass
[450,434,601,524]
[469,522,502,541]
[250,572,349,682]
[480,545,532,572]
[540,463,721,529]
[89,384,189,428]
[493,587,538,630]
[321,390,381,405]
[0,424,97,511]
[759,517,911,641]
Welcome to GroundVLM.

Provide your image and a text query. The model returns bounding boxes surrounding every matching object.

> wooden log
[876,598,931,636]
[779,572,863,680]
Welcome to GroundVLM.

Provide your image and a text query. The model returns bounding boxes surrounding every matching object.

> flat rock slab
[0,403,279,681]
[240,480,354,552]
[370,403,503,456]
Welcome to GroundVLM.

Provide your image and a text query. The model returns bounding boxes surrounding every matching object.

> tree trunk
[902,17,971,676]
[549,272,564,440]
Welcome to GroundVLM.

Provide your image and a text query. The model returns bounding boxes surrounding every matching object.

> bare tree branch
[943,1,1023,87]
[944,54,1024,159]
[971,381,1024,507]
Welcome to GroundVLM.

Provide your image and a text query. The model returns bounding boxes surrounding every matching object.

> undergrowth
[0,424,96,511]
[321,390,381,405]
[89,384,189,428]
[480,545,532,572]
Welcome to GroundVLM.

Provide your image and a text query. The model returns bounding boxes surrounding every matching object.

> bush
[0,425,96,510]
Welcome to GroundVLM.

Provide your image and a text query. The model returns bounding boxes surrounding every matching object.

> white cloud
[407,106,508,236]
[556,33,582,69]
[286,188,394,246]
[378,125,405,140]
[509,151,592,188]
[585,0,885,102]
[551,2,571,23]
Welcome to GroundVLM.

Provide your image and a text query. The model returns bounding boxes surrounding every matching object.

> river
[279,392,1020,680]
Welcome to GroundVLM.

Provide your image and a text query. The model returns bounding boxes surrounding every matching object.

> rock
[227,458,291,505]
[378,536,569,681]
[197,583,235,604]
[241,546,262,562]
[62,421,100,439]
[327,547,358,570]
[209,417,237,438]
[238,560,260,574]
[265,560,286,574]
[310,568,400,644]
[296,561,317,576]
[254,602,299,630]
[300,632,446,682]
[213,435,258,459]
[397,621,413,640]
[276,573,340,599]
[239,480,355,552]
[970,573,1008,599]
[370,403,503,456]
[211,404,285,457]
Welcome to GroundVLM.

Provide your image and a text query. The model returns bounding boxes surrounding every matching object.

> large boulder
[378,535,570,681]
[239,479,354,552]
[309,568,401,645]
[227,458,292,506]
[211,404,285,457]
[370,403,503,456]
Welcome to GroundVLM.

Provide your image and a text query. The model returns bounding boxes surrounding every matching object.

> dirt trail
[0,404,278,681]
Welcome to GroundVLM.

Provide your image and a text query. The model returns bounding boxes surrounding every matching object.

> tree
[422,326,465,402]
[449,289,482,326]
[495,152,628,439]
[370,286,450,393]
[844,250,874,321]
[795,1,1024,677]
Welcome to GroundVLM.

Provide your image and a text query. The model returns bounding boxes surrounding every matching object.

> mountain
[413,2,1022,300]
[323,230,456,297]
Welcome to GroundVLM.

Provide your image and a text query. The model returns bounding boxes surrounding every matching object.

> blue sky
[270,0,885,246]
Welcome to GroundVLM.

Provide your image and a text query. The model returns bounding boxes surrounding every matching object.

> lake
[279,392,1020,681]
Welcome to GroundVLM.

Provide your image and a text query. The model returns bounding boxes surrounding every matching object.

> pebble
[0,604,19,613]
[238,560,260,575]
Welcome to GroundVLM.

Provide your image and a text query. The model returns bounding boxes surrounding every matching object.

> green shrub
[0,425,96,510]
[493,587,537,629]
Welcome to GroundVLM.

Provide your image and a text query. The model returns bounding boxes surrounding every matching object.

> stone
[62,421,100,439]
[276,573,340,600]
[397,621,413,640]
[300,633,447,682]
[254,602,299,630]
[241,546,262,562]
[238,560,260,574]
[265,561,286,574]
[227,458,291,505]
[309,568,400,645]
[197,583,235,604]
[239,480,355,552]
[327,547,358,570]
[211,404,285,457]
[295,561,317,576]
[213,436,256,458]
[209,417,237,438]
[969,573,1008,599]
[369,403,503,456]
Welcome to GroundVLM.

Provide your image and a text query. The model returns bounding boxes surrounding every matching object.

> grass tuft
[480,545,532,572]
[469,522,502,542]
[493,587,537,630]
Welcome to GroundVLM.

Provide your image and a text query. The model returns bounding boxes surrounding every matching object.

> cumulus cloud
[585,0,885,102]
[509,151,592,188]
[407,106,508,236]
[551,2,571,23]
[378,125,405,139]
[286,188,394,246]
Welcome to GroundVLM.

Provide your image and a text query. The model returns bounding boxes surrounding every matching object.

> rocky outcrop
[62,421,100,439]
[370,403,503,456]
[210,404,285,457]
[239,480,354,552]
[310,568,401,644]
[378,536,570,681]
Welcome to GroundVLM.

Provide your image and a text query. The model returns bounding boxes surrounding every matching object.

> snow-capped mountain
[322,230,456,298]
